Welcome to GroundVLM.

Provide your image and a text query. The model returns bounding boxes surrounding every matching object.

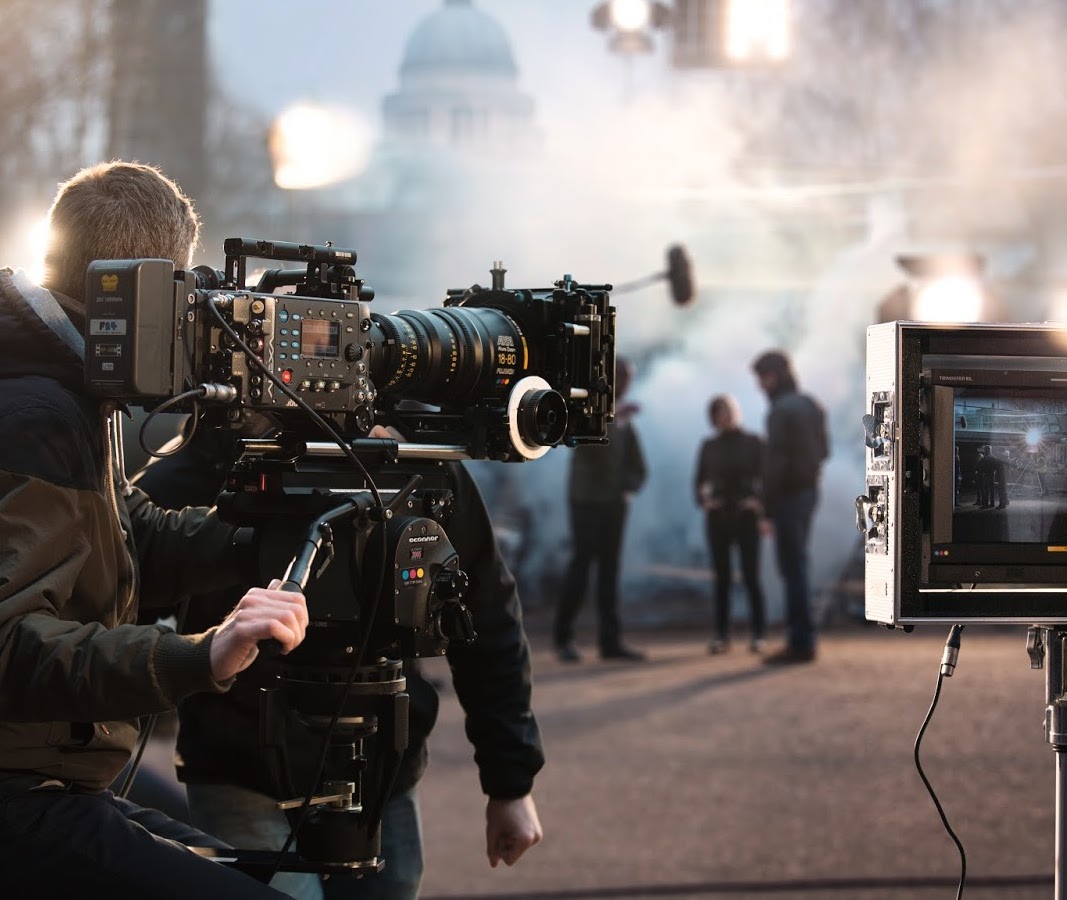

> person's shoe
[749,638,767,654]
[762,645,816,666]
[555,643,582,663]
[708,639,729,655]
[601,645,646,662]
[998,501,1010,509]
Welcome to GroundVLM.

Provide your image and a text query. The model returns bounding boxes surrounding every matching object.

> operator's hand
[759,517,775,537]
[209,578,309,681]
[368,424,406,441]
[486,794,543,868]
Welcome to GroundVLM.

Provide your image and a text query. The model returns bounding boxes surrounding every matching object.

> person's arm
[762,405,789,518]
[623,423,648,496]
[443,463,545,865]
[128,426,254,610]
[0,406,223,722]
[125,487,250,608]
[0,406,308,724]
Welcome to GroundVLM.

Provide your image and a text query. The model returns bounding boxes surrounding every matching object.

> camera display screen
[949,389,1067,546]
[301,319,340,359]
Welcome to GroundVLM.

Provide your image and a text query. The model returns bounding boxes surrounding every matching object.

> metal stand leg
[1028,626,1067,899]
[1058,749,1067,899]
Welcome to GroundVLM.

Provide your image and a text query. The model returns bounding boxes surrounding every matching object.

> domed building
[334,0,543,301]
[382,0,538,153]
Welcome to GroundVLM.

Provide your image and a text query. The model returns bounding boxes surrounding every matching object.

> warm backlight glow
[913,276,985,323]
[269,103,371,190]
[609,0,651,32]
[17,214,51,285]
[725,0,792,62]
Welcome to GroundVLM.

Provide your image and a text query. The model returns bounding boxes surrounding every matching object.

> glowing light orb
[269,103,371,191]
[913,276,984,323]
[609,0,651,32]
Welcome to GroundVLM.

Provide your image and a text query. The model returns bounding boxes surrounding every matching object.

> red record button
[281,369,293,384]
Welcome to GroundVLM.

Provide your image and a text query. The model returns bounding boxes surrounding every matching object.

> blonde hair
[43,161,200,303]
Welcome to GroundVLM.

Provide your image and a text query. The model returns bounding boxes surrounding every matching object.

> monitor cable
[914,624,967,899]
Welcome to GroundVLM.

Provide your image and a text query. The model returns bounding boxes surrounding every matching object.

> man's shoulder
[0,379,99,488]
[774,390,824,417]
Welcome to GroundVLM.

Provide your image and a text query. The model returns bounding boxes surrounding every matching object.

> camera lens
[368,307,529,405]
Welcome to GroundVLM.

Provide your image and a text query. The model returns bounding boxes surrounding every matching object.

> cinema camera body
[85,237,615,459]
[860,320,1067,627]
[82,238,616,874]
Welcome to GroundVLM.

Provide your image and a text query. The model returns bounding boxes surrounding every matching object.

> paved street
[415,623,1057,900]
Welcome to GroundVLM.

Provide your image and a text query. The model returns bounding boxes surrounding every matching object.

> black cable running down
[914,624,967,900]
[139,390,203,458]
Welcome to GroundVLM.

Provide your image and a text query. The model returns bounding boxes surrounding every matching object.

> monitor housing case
[863,320,1067,626]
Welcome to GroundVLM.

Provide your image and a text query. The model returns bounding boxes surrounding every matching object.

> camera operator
[132,416,545,899]
[0,161,310,898]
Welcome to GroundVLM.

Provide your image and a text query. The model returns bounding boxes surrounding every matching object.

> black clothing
[132,428,545,803]
[976,454,1009,508]
[0,773,286,899]
[555,500,628,653]
[762,385,828,652]
[553,416,647,653]
[0,269,278,896]
[705,509,765,641]
[0,270,243,791]
[567,417,647,504]
[762,389,829,518]
[694,430,764,510]
[694,429,766,642]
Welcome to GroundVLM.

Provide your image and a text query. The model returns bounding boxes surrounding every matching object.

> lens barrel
[368,307,529,405]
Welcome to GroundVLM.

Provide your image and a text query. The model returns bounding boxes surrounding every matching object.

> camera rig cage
[860,320,1067,626]
[83,238,617,877]
[85,237,615,462]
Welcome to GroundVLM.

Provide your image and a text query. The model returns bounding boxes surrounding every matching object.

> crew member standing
[752,350,829,665]
[553,357,647,663]
[694,394,767,654]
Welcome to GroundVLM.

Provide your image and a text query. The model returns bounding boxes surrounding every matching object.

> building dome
[382,0,538,154]
[399,0,517,78]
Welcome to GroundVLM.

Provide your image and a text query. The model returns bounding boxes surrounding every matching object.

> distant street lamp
[268,102,371,191]
[591,0,671,99]
[723,0,792,64]
[672,0,793,69]
[267,101,372,235]
[877,252,991,324]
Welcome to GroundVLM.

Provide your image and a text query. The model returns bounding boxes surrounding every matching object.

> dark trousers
[706,508,766,641]
[773,488,818,652]
[0,773,288,899]
[554,500,627,654]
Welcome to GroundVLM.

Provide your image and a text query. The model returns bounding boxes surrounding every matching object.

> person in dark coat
[0,160,310,899]
[553,357,648,663]
[752,350,829,666]
[134,418,545,900]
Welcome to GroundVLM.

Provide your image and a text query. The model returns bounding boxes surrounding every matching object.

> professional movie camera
[858,320,1067,626]
[84,238,617,879]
